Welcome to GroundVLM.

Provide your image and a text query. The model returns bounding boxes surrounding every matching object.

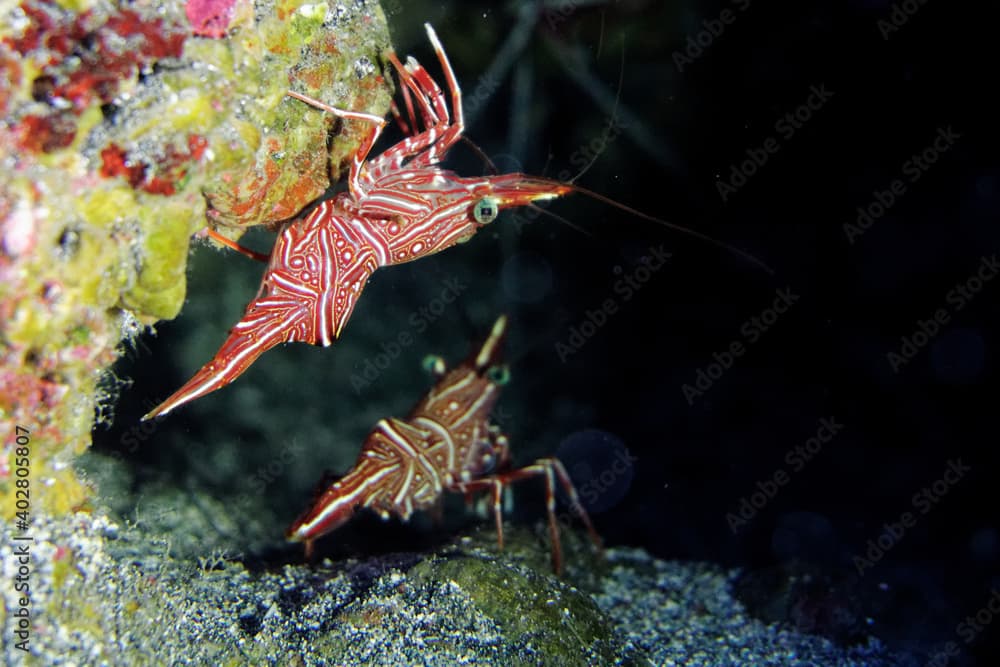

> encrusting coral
[0,0,392,516]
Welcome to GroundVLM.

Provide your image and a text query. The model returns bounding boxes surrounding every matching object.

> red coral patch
[99,144,147,188]
[15,113,77,153]
[3,0,186,153]
[99,134,209,196]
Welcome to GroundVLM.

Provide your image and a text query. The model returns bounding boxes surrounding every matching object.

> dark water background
[94,1,996,663]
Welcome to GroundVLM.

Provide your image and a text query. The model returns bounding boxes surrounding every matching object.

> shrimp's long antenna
[530,35,770,273]
[562,182,775,276]
[526,203,596,239]
[568,35,627,186]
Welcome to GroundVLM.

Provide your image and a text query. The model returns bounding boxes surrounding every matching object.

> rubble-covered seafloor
[0,500,919,666]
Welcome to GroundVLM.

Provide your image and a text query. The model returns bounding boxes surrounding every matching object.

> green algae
[123,199,200,321]
[409,520,625,664]
[397,553,626,666]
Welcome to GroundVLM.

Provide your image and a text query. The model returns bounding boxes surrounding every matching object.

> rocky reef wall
[0,0,393,515]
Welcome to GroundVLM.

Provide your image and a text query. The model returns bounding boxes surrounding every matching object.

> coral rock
[0,0,392,516]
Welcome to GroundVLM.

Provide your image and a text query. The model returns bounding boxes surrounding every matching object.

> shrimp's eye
[472,196,500,224]
[422,354,446,377]
[486,364,510,385]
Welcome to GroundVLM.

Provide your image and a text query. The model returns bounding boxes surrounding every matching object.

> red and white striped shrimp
[143,23,769,420]
[142,24,574,420]
[286,314,602,574]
